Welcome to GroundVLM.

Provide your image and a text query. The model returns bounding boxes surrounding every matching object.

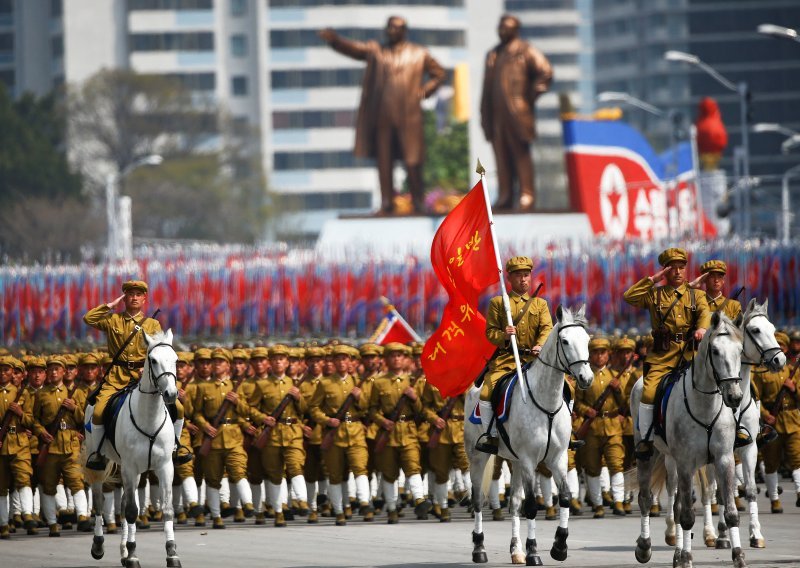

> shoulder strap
[513,295,537,326]
[656,287,683,327]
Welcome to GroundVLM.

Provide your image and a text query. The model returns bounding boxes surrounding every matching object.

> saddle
[652,361,690,446]
[101,384,135,454]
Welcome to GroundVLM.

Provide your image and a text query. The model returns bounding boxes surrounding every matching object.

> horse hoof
[665,534,677,546]
[91,536,105,559]
[635,543,652,564]
[679,550,693,568]
[511,552,526,564]
[749,536,765,549]
[549,545,567,562]
[125,558,141,568]
[716,538,731,549]
[472,550,488,563]
[732,547,747,568]
[166,557,182,568]
[526,554,543,566]
[91,547,105,560]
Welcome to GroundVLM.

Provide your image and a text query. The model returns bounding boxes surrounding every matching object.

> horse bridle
[138,342,178,396]
[741,314,782,368]
[692,331,741,396]
[534,323,590,379]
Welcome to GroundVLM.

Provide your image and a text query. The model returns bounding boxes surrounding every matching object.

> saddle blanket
[469,373,519,425]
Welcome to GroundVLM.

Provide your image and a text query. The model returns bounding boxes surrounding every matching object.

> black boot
[734,428,753,448]
[86,452,108,471]
[475,434,499,455]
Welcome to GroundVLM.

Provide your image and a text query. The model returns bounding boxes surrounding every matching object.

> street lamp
[597,91,666,117]
[757,24,800,42]
[664,49,751,235]
[751,123,798,244]
[106,154,163,262]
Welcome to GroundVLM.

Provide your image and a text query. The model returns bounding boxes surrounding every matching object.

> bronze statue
[319,17,446,215]
[481,15,552,211]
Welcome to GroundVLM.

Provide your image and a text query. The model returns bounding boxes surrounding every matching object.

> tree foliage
[422,109,470,193]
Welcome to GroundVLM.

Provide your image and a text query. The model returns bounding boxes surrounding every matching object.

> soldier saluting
[476,256,552,454]
[83,280,191,470]
[624,248,711,459]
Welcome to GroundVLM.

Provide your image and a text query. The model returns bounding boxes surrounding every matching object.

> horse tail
[480,455,496,505]
[623,466,639,493]
[649,453,667,493]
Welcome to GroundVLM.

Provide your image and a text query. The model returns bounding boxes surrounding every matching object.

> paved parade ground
[4,487,799,568]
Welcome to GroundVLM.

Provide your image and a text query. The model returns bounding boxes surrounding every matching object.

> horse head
[554,304,593,390]
[702,312,744,409]
[143,329,178,404]
[738,298,786,372]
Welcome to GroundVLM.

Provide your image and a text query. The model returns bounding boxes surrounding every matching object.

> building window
[0,32,12,51]
[270,27,465,48]
[230,34,247,57]
[156,72,216,91]
[128,0,213,10]
[269,0,463,5]
[274,151,372,170]
[51,34,64,58]
[230,0,246,16]
[279,191,372,211]
[232,76,248,96]
[50,0,63,17]
[271,67,452,90]
[130,32,214,52]
[272,109,357,129]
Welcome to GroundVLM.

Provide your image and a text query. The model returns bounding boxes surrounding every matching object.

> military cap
[231,348,249,361]
[26,356,47,369]
[588,337,611,351]
[383,342,411,355]
[0,347,9,357]
[63,354,78,367]
[359,343,383,357]
[46,355,67,368]
[101,354,113,366]
[789,330,800,342]
[775,331,790,348]
[700,260,727,275]
[269,344,290,357]
[79,352,101,365]
[332,344,354,357]
[613,337,636,351]
[409,342,424,356]
[21,354,34,366]
[176,351,194,364]
[122,280,148,293]
[305,346,325,358]
[506,256,533,273]
[9,358,25,372]
[323,345,334,357]
[194,348,213,361]
[289,347,306,359]
[657,247,688,267]
[250,347,269,359]
[211,347,232,362]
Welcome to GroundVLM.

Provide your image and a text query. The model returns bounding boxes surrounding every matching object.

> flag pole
[476,159,527,402]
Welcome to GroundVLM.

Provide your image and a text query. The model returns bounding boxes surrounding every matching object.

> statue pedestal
[315,212,593,258]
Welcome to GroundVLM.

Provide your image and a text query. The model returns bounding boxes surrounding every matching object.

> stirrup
[475,433,499,455]
[734,429,753,448]
[86,452,108,471]
[634,440,654,461]
[173,442,194,466]
[569,433,585,450]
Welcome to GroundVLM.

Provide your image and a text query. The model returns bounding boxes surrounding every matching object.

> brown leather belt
[6,426,15,434]
[114,360,145,370]
[600,410,619,419]
[449,414,465,420]
[280,418,298,425]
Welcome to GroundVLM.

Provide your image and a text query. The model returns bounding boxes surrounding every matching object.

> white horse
[84,330,181,568]
[631,312,746,568]
[697,299,786,550]
[465,305,593,565]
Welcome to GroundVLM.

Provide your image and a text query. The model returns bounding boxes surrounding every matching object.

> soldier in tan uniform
[173,352,201,523]
[623,248,711,459]
[477,256,553,454]
[358,343,383,507]
[753,332,800,513]
[309,345,372,525]
[32,356,89,536]
[83,280,190,469]
[368,342,430,523]
[0,357,36,537]
[575,338,626,517]
[613,337,641,513]
[191,348,253,529]
[248,344,308,527]
[187,347,212,523]
[299,346,327,523]
[240,346,269,524]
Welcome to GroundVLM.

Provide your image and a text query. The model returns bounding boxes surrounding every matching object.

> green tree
[422,109,469,193]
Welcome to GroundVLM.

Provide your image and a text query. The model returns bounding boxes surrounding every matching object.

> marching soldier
[83,280,191,469]
[613,337,641,513]
[173,352,201,523]
[0,357,36,538]
[240,346,269,523]
[299,346,327,524]
[32,355,89,536]
[477,256,553,454]
[191,348,254,529]
[188,347,213,524]
[753,332,800,513]
[623,248,711,459]
[690,260,742,320]
[368,342,430,523]
[575,338,626,517]
[248,344,309,527]
[309,345,372,525]
[358,343,383,508]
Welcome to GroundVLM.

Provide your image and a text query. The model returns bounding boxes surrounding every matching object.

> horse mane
[709,312,743,343]
[745,299,768,320]
[146,329,173,349]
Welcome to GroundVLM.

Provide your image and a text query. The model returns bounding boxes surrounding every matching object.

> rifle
[759,357,800,444]
[427,395,459,449]
[575,357,636,440]
[374,372,423,453]
[253,376,308,450]
[320,375,369,451]
[0,384,28,449]
[717,286,745,317]
[36,383,79,468]
[87,308,161,406]
[199,374,247,457]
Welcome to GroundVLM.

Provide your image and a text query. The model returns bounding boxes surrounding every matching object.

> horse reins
[740,314,783,367]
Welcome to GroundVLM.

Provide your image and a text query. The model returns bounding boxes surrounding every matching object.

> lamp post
[664,50,751,236]
[757,24,800,42]
[751,123,798,244]
[105,154,163,262]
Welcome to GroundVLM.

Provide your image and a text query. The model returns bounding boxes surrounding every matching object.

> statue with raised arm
[319,17,446,215]
[481,14,553,211]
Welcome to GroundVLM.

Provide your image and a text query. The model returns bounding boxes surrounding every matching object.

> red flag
[422,180,499,397]
[370,299,421,345]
